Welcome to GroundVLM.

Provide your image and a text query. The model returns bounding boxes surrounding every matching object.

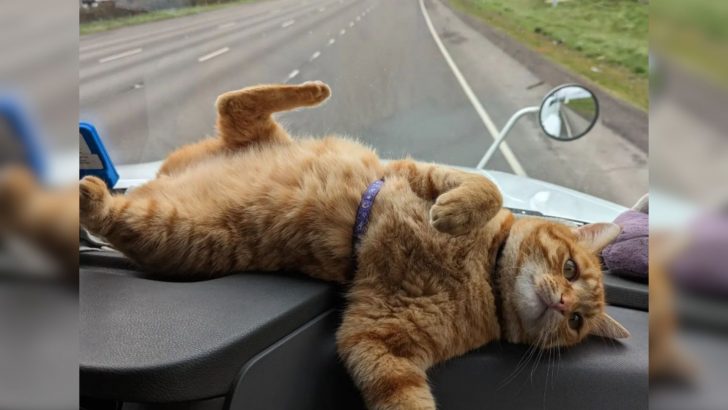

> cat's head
[497,217,629,348]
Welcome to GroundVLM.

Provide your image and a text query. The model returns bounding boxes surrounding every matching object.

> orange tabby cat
[79,82,629,410]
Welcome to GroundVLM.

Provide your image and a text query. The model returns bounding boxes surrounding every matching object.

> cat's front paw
[430,192,484,236]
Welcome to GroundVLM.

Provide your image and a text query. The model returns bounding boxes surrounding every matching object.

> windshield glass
[80,0,647,207]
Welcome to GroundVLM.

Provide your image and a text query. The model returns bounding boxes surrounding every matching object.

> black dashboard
[79,249,647,410]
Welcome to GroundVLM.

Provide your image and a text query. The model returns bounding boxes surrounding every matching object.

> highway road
[79,0,647,206]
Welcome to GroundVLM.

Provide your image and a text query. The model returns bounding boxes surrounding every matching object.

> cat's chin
[513,265,561,339]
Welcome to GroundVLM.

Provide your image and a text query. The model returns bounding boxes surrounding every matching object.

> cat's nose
[551,294,570,314]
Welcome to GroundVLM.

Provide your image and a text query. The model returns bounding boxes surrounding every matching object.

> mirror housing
[538,84,599,141]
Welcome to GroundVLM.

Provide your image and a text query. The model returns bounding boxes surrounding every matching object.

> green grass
[450,0,648,110]
[80,0,260,36]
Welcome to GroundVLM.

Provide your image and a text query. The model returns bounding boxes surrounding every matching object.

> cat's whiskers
[538,331,560,410]
[556,343,562,379]
[497,344,536,389]
[529,330,550,382]
[543,342,552,410]
[497,331,544,390]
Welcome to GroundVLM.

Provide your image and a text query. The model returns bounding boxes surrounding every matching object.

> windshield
[80,0,647,207]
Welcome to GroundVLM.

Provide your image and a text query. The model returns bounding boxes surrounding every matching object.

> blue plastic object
[80,122,119,189]
[0,97,46,179]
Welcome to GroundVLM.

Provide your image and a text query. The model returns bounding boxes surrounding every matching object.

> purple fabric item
[671,213,728,297]
[352,178,384,253]
[602,210,648,281]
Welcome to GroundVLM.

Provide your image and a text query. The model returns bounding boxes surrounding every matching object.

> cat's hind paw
[297,81,331,105]
[79,176,110,217]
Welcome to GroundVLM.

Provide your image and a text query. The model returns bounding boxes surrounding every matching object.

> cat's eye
[568,312,583,331]
[563,259,579,281]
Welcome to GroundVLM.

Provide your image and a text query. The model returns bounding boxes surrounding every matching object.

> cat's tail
[215,81,331,148]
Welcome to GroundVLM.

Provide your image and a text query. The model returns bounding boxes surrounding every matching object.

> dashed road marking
[287,69,300,80]
[328,38,335,46]
[281,19,295,28]
[349,21,354,27]
[310,51,321,61]
[218,22,236,29]
[98,48,142,63]
[418,0,526,176]
[197,47,230,62]
[340,29,346,35]
[356,16,361,21]
[319,7,326,12]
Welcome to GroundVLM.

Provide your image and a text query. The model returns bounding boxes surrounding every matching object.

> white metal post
[476,106,539,170]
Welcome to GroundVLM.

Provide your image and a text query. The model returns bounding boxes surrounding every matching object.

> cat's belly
[153,136,386,281]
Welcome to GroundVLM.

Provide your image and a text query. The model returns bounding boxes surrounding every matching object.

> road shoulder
[438,0,648,153]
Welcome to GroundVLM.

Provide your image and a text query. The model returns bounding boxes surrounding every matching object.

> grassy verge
[449,0,648,110]
[80,0,260,36]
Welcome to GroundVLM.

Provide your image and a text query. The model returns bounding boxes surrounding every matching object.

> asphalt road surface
[79,0,647,206]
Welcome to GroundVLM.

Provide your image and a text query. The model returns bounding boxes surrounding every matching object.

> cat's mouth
[535,286,560,321]
[514,265,561,333]
[536,291,553,319]
[536,293,550,318]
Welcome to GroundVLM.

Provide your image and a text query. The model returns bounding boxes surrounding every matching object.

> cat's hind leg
[215,81,330,148]
[158,82,331,177]
[80,176,253,278]
[79,176,150,252]
[80,176,172,272]
[79,176,114,234]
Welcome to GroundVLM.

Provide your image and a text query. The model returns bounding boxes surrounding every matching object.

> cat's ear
[572,223,621,253]
[590,312,630,339]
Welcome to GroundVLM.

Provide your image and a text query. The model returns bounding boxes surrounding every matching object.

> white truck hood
[473,169,625,223]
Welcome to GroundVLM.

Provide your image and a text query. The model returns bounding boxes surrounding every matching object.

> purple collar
[350,178,384,273]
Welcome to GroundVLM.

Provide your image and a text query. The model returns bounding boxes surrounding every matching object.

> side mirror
[538,84,599,141]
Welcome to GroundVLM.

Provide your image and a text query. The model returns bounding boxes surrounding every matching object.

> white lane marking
[281,19,295,28]
[356,16,361,21]
[310,51,321,61]
[418,0,526,176]
[319,7,326,12]
[197,47,230,62]
[218,22,236,29]
[349,21,354,27]
[328,38,335,46]
[287,69,300,80]
[98,48,142,63]
[340,29,346,35]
